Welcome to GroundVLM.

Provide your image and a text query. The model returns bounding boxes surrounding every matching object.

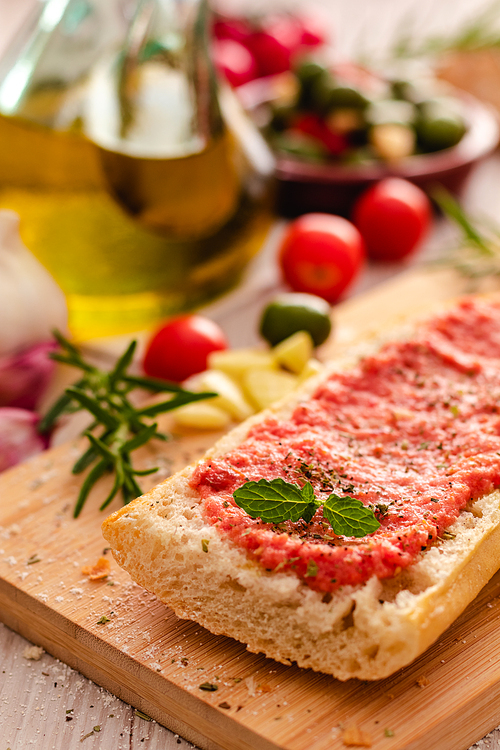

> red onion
[0,407,47,472]
[0,341,57,410]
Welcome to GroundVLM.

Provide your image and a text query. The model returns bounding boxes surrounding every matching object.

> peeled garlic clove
[0,210,68,357]
[0,341,57,410]
[172,402,232,430]
[0,407,47,472]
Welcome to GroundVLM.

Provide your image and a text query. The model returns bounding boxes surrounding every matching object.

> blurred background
[1,0,500,341]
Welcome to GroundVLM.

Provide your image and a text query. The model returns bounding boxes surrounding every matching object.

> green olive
[260,293,332,347]
[417,116,466,151]
[391,79,426,104]
[327,85,369,111]
[272,131,327,161]
[296,61,332,110]
[296,61,329,88]
[416,97,467,151]
[270,104,295,132]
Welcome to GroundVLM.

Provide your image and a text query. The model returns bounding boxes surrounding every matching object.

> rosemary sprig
[433,189,500,280]
[391,0,500,59]
[40,331,216,518]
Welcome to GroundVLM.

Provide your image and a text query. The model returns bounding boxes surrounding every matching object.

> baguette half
[102,298,500,681]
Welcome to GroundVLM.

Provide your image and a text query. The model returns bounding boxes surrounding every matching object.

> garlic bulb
[0,210,67,357]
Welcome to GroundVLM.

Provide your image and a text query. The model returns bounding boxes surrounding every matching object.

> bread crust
[102,307,500,681]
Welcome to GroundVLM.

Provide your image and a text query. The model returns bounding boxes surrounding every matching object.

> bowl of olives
[240,61,500,217]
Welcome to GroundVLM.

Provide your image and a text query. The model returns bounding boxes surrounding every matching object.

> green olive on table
[260,293,332,347]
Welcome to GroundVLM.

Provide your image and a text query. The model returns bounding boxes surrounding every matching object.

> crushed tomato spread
[191,299,500,593]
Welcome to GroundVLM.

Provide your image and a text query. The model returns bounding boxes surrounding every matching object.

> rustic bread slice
[102,304,500,681]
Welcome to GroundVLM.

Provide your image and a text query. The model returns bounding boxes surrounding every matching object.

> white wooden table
[2,1,500,749]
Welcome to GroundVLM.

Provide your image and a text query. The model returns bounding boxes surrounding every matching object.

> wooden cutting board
[2,266,500,750]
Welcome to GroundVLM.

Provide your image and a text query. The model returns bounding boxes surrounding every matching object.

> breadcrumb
[82,556,111,581]
[416,675,430,688]
[23,645,44,660]
[342,723,373,747]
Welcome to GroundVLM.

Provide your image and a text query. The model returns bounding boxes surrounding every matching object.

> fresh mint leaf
[233,478,318,524]
[323,494,380,538]
[233,478,380,538]
[300,481,318,523]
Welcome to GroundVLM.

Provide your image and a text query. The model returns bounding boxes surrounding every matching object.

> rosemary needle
[433,188,500,282]
[39,330,216,518]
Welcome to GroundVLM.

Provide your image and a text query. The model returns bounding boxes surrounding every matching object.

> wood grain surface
[2,266,500,750]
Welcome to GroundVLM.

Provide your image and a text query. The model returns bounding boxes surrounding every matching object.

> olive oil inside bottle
[0,0,274,340]
[0,95,272,340]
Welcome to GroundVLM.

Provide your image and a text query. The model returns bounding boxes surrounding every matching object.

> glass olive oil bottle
[0,0,274,339]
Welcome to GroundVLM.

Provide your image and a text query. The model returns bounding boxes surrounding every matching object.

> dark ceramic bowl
[267,95,500,218]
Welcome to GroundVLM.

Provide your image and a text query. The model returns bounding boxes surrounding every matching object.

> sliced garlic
[272,331,314,374]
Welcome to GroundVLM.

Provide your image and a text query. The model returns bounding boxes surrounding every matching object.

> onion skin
[0,341,57,411]
[0,407,47,472]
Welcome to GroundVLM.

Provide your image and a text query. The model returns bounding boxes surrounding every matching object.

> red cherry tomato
[278,214,366,304]
[244,29,292,77]
[352,178,432,262]
[292,113,348,156]
[212,17,253,45]
[295,12,327,48]
[143,315,228,383]
[213,39,258,87]
[262,15,303,56]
